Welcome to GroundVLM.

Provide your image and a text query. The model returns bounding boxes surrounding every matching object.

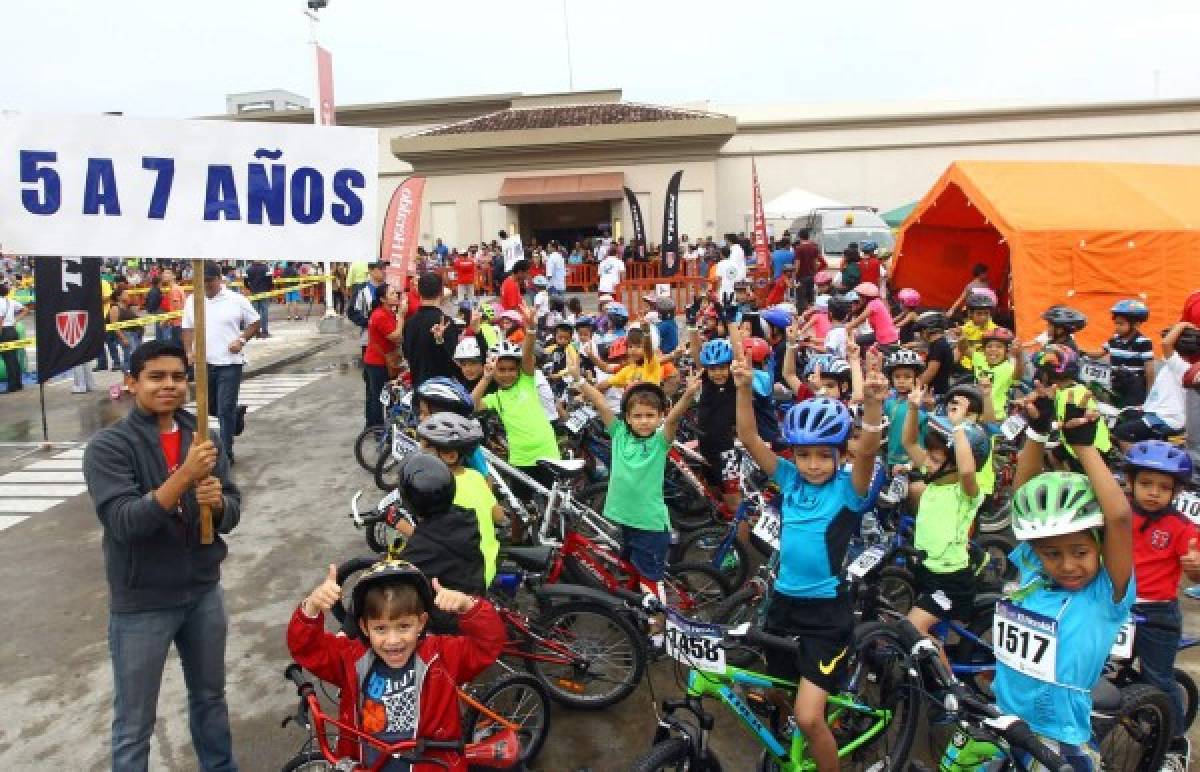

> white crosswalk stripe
[0,371,330,534]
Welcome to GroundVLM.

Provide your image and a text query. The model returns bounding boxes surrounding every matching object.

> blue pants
[206,364,242,460]
[252,299,270,336]
[119,330,143,375]
[109,585,237,771]
[97,332,121,370]
[364,363,389,427]
[1133,600,1185,737]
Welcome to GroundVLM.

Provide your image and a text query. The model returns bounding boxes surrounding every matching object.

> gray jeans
[108,584,237,771]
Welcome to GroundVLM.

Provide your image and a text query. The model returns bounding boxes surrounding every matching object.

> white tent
[759,188,847,219]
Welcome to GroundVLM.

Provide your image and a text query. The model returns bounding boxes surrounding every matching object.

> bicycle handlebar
[633,594,802,657]
[890,619,1070,772]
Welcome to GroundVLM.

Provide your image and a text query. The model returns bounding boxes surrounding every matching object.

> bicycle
[354,381,414,474]
[280,663,525,771]
[629,596,923,771]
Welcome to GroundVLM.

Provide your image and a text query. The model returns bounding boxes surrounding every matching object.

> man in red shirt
[452,249,477,305]
[792,228,825,308]
[499,259,529,312]
[858,242,883,288]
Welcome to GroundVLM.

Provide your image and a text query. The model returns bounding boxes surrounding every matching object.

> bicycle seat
[1091,678,1122,714]
[499,545,555,571]
[536,458,587,479]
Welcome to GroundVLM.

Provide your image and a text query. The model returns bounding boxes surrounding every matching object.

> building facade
[228,88,1200,250]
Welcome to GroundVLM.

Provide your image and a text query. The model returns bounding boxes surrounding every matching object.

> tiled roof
[415,102,725,136]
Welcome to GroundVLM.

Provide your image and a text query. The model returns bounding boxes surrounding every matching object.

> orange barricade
[566,263,597,292]
[625,261,663,281]
[615,276,709,319]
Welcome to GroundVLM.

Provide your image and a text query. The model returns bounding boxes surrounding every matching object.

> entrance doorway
[521,201,612,251]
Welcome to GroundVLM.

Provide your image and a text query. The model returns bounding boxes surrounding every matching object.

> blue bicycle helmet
[926,416,991,469]
[1125,440,1192,484]
[860,240,878,253]
[415,376,475,417]
[607,302,629,321]
[782,397,853,446]
[699,338,734,366]
[761,306,794,331]
[1111,299,1150,323]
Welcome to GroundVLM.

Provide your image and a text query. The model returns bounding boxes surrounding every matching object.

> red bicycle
[280,664,522,771]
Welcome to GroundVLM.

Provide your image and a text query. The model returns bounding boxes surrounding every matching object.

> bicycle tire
[677,525,751,590]
[462,672,551,766]
[1096,681,1173,772]
[1176,667,1198,732]
[709,583,768,668]
[526,600,646,710]
[354,424,387,472]
[664,561,731,620]
[843,621,922,772]
[973,535,1017,590]
[631,736,723,772]
[878,566,916,616]
[280,750,334,771]
[976,497,1012,534]
[364,519,394,555]
[664,460,719,532]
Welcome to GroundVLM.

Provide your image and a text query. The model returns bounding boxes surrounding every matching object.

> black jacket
[83,407,241,612]
[245,262,274,294]
[401,305,461,390]
[400,504,485,597]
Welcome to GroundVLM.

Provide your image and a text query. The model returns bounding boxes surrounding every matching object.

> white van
[797,206,895,268]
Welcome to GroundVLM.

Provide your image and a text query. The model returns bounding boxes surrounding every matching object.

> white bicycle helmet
[1011,472,1104,541]
[490,341,524,361]
[454,337,482,361]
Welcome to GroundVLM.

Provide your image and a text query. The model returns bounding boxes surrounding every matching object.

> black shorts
[699,445,739,494]
[763,593,853,693]
[913,564,976,622]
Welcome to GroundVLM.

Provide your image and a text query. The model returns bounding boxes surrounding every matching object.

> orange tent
[890,160,1200,352]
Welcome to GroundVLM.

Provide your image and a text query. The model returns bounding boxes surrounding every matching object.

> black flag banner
[34,257,104,383]
[623,186,646,258]
[660,170,683,277]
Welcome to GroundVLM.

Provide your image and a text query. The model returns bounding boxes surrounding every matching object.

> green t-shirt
[971,352,1015,415]
[1054,384,1111,457]
[454,467,499,585]
[482,372,560,467]
[914,480,983,573]
[603,421,670,532]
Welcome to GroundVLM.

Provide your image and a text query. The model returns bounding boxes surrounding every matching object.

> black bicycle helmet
[827,294,854,318]
[348,559,434,640]
[913,311,948,332]
[883,348,925,375]
[396,452,456,517]
[620,381,669,417]
[416,413,484,453]
[1041,305,1087,333]
[943,383,985,416]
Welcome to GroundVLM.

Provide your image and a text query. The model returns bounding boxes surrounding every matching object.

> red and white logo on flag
[56,311,89,348]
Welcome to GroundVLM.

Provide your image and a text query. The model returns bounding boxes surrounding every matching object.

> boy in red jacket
[287,558,505,771]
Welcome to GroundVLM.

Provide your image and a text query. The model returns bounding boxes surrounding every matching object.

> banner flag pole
[191,259,214,545]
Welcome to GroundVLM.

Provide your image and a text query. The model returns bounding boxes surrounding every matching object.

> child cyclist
[566,351,697,604]
[1100,299,1156,409]
[901,383,991,638]
[734,359,887,772]
[289,557,504,771]
[991,383,1135,772]
[1124,440,1200,767]
[689,334,740,514]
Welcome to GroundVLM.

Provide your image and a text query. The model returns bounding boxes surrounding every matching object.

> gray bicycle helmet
[416,413,484,453]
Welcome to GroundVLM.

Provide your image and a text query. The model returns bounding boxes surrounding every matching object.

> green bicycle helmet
[1011,472,1104,541]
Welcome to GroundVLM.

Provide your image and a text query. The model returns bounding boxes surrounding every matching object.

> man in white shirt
[714,246,745,306]
[729,238,746,276]
[597,250,625,296]
[544,241,567,296]
[500,230,524,275]
[0,280,29,393]
[182,263,260,462]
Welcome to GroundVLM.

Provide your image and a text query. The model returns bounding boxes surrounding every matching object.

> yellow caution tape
[0,278,330,353]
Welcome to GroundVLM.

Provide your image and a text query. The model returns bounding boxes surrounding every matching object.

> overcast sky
[3,0,1198,118]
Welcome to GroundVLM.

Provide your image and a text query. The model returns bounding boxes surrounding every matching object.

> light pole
[562,0,574,91]
[304,0,337,318]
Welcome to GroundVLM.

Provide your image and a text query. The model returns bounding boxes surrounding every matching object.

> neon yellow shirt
[453,468,499,584]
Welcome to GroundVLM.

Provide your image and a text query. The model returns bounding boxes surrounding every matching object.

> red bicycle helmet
[742,337,771,365]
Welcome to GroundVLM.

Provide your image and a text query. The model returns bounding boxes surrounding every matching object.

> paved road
[2,334,1199,771]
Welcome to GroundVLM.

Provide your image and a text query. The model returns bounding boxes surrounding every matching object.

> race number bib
[751,509,781,552]
[664,616,726,674]
[565,406,596,434]
[1173,490,1200,527]
[1000,413,1027,441]
[993,600,1058,683]
[1080,360,1112,390]
[392,431,418,460]
[846,544,886,579]
[1110,618,1135,660]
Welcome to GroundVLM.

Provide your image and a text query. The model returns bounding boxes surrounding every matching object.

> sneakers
[1161,737,1190,772]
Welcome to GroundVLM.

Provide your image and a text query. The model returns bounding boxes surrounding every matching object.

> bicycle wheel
[664,460,718,532]
[976,496,1012,534]
[973,535,1017,590]
[630,736,723,771]
[1096,682,1173,772]
[280,750,333,771]
[664,562,730,620]
[462,673,551,766]
[364,519,394,555]
[1176,667,1198,732]
[354,424,387,472]
[841,621,921,772]
[373,451,401,492]
[527,600,645,710]
[677,525,750,590]
[709,583,768,668]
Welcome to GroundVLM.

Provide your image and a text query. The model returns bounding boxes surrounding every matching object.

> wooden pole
[192,259,214,545]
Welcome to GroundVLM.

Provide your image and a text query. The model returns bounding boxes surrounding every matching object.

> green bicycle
[629,597,922,771]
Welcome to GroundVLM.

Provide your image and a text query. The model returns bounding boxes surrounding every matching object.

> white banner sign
[0,113,378,261]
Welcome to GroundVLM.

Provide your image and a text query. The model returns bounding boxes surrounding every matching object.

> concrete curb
[243,334,346,379]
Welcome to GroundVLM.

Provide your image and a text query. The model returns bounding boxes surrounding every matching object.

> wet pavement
[1,325,1199,770]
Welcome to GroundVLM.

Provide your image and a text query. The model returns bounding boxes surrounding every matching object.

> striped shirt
[1103,332,1154,371]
